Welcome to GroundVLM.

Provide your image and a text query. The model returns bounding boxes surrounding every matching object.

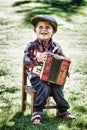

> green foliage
[12,0,87,25]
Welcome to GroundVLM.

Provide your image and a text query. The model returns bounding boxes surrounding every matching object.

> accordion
[32,52,71,86]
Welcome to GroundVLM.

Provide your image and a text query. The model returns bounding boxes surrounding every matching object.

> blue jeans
[30,77,70,113]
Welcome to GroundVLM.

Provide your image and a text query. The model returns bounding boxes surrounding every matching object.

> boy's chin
[39,38,49,42]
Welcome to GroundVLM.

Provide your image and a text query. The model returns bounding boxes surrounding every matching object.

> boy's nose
[41,27,46,30]
[42,28,49,31]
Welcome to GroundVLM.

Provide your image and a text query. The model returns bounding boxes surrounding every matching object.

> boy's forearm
[23,55,38,67]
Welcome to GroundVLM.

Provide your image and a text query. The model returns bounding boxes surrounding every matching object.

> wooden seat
[22,64,58,115]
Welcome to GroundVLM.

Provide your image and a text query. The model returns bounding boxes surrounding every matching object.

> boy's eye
[38,26,51,30]
[46,26,50,29]
[38,26,43,29]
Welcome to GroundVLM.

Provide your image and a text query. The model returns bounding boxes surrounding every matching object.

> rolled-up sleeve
[23,43,38,66]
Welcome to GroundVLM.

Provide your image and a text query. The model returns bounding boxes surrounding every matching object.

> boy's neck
[38,38,51,47]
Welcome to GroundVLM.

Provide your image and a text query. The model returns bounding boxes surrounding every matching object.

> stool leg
[22,65,27,111]
[46,97,51,106]
[22,87,26,111]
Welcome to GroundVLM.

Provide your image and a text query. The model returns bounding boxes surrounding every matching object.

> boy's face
[34,21,54,43]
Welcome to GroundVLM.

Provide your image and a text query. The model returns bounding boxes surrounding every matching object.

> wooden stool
[22,64,58,115]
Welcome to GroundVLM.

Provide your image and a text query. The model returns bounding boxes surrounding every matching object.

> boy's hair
[31,14,58,32]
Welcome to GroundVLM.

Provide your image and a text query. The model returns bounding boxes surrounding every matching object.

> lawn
[0,0,87,130]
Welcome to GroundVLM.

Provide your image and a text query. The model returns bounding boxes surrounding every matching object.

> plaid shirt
[24,38,64,67]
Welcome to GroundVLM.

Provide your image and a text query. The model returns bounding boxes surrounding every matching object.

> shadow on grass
[0,111,58,130]
[0,111,29,130]
[12,0,87,26]
[0,84,20,95]
[0,69,9,76]
[0,84,20,111]
[0,110,87,130]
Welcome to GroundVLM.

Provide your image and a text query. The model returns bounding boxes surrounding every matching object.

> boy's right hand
[37,52,47,63]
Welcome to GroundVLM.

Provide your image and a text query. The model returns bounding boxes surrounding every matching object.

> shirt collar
[34,38,53,46]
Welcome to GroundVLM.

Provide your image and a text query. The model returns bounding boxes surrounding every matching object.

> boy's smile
[34,21,54,44]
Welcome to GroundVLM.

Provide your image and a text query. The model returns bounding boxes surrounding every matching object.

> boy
[24,14,75,124]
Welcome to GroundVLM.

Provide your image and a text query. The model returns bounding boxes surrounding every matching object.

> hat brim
[31,16,57,32]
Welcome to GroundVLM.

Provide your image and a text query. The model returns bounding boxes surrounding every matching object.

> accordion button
[47,82,50,85]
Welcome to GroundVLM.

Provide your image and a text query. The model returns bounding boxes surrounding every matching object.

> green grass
[0,0,87,130]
